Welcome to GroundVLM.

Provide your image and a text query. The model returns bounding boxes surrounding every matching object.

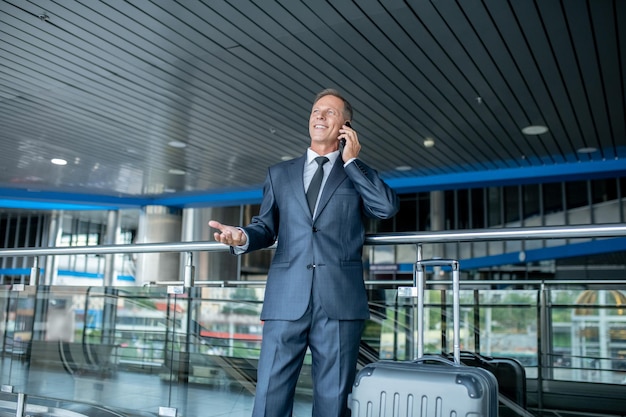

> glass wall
[384,177,625,234]
[0,277,625,416]
[370,177,626,274]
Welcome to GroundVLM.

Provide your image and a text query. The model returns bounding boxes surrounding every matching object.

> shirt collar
[306,148,340,166]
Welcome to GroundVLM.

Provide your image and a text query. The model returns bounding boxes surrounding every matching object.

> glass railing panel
[0,285,35,393]
[474,289,539,377]
[0,276,624,415]
[147,286,312,416]
[0,284,313,416]
[0,390,160,416]
[367,288,539,374]
[549,288,626,384]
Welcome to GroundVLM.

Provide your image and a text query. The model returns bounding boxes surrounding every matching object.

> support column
[103,210,120,287]
[135,206,182,285]
[429,190,445,259]
[43,210,63,286]
[181,207,240,282]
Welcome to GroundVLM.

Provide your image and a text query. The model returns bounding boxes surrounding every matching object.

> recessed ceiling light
[51,158,67,166]
[521,125,548,135]
[577,147,597,154]
[168,140,187,148]
[168,168,186,175]
[395,165,412,171]
[281,155,295,161]
[423,137,435,148]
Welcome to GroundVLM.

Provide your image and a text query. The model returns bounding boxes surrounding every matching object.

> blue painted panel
[0,268,135,282]
[386,238,626,274]
[460,238,626,270]
[1,159,625,209]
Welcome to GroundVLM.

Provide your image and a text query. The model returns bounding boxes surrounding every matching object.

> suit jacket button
[312,227,318,232]
[307,264,314,270]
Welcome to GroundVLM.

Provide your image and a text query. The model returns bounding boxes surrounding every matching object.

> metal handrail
[0,223,624,257]
[1,223,624,287]
[365,223,626,244]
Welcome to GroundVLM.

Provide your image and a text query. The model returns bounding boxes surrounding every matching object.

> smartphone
[340,121,351,154]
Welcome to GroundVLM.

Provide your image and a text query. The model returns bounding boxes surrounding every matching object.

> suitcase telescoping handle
[399,259,460,364]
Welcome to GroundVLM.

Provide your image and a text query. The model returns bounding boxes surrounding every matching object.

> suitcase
[454,351,527,408]
[348,259,499,417]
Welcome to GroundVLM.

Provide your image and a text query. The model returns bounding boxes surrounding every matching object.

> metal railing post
[183,251,195,287]
[29,256,40,286]
[15,392,26,417]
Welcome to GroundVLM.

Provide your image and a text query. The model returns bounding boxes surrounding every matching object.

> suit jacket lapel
[287,155,310,215]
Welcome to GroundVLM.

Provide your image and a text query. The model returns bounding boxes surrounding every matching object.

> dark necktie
[306,156,329,214]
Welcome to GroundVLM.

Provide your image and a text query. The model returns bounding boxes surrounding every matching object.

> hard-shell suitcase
[348,259,499,417]
[455,351,527,408]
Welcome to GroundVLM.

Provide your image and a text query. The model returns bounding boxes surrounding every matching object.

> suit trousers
[252,280,365,417]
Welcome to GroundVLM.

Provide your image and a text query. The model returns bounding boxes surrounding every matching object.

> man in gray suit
[209,89,399,417]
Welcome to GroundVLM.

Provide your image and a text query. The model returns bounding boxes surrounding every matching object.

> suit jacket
[241,154,399,321]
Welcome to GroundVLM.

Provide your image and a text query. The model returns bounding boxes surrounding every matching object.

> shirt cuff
[232,228,249,254]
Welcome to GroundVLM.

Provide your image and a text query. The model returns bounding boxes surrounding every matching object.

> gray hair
[313,89,353,121]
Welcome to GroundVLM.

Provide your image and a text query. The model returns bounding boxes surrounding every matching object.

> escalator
[0,394,155,417]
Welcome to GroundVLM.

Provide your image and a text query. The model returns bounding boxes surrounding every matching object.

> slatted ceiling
[336,10,482,167]
[542,2,592,153]
[379,5,491,170]
[403,3,516,167]
[463,3,540,160]
[576,10,623,157]
[489,2,545,128]
[522,13,579,161]
[4,95,153,170]
[57,3,280,184]
[257,7,421,171]
[548,3,598,154]
[0,1,625,202]
[185,4,309,113]
[572,8,610,157]
[600,7,624,157]
[292,4,480,172]
[443,9,528,166]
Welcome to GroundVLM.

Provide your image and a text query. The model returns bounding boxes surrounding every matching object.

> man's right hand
[208,220,247,246]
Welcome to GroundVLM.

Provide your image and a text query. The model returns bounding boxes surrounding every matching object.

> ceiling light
[168,168,186,175]
[51,158,67,166]
[168,140,187,148]
[395,165,412,171]
[423,137,435,148]
[577,147,597,154]
[281,155,295,161]
[521,125,548,135]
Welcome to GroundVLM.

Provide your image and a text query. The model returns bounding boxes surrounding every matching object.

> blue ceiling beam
[152,187,263,208]
[460,237,626,270]
[1,159,625,210]
[386,158,626,194]
[0,188,153,210]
